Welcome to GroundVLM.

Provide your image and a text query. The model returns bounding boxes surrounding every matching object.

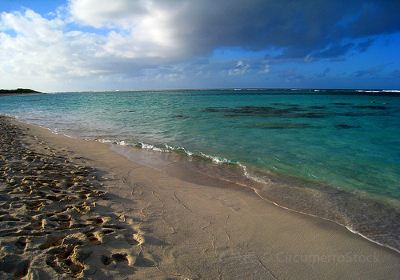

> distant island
[0,88,42,95]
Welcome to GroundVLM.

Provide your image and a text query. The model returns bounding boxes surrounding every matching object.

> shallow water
[1,89,399,250]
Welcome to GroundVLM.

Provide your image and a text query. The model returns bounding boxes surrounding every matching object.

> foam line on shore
[5,115,400,255]
[104,137,400,255]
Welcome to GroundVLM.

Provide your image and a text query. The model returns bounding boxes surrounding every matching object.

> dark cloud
[346,1,400,37]
[162,0,400,59]
[356,39,374,52]
[2,0,399,91]
[69,0,400,61]
[312,43,355,59]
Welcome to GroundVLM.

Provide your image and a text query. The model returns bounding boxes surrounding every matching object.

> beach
[2,0,399,278]
[0,115,398,279]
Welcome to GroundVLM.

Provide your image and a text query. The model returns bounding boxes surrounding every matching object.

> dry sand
[0,116,399,279]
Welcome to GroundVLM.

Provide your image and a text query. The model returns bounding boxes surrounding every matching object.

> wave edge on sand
[53,129,400,255]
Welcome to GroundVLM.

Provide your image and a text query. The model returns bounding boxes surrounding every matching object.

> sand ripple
[0,117,154,279]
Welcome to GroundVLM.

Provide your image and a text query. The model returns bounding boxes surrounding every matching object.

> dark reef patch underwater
[1,88,400,251]
[203,103,392,119]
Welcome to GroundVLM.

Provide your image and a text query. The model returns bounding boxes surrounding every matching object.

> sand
[0,116,399,279]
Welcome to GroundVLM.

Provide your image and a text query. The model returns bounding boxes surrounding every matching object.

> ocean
[1,88,399,251]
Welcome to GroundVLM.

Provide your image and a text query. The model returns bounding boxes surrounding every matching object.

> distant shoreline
[0,88,42,96]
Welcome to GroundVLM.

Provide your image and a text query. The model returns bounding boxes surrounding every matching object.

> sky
[0,0,399,92]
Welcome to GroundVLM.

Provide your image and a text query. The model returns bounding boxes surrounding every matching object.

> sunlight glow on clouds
[0,0,399,91]
[0,9,105,80]
[71,0,182,59]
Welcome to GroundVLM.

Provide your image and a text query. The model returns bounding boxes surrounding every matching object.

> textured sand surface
[0,117,155,279]
[1,116,399,279]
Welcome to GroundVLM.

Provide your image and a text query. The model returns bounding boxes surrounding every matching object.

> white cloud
[259,63,271,74]
[0,2,217,91]
[0,0,399,90]
[228,60,250,76]
[70,0,184,59]
[0,10,105,79]
[68,0,400,59]
[0,8,184,91]
[69,0,147,28]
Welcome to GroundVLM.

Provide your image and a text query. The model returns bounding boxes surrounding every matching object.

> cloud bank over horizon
[0,0,399,91]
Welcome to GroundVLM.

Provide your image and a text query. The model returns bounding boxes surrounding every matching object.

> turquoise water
[1,89,399,250]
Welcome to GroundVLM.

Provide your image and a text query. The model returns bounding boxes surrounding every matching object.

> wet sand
[0,116,399,279]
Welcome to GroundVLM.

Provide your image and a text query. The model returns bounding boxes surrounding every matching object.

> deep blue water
[1,89,399,250]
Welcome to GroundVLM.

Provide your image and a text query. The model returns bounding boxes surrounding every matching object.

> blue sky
[0,0,399,91]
